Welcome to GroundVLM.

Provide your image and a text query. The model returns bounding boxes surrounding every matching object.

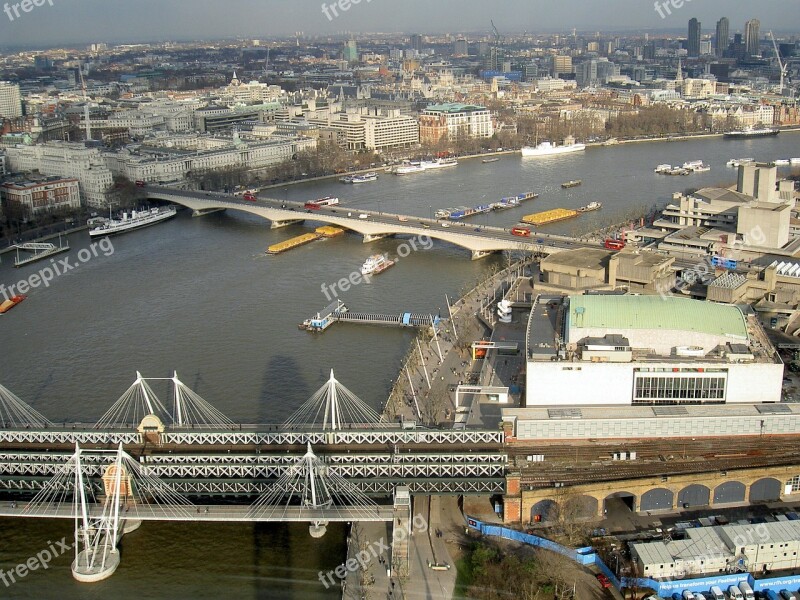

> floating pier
[13,238,70,267]
[267,232,321,255]
[300,301,441,332]
[521,208,579,226]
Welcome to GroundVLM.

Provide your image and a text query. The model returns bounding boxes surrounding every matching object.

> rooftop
[422,103,487,113]
[541,248,612,271]
[566,295,749,339]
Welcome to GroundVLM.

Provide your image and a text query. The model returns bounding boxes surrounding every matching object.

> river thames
[0,132,797,599]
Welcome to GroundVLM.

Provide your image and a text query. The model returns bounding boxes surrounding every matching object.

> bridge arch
[677,484,710,508]
[563,494,599,520]
[749,477,782,503]
[144,191,526,259]
[713,481,746,505]
[640,488,674,512]
[603,491,636,514]
[530,499,557,523]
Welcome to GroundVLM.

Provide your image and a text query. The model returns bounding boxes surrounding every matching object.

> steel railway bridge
[0,370,505,582]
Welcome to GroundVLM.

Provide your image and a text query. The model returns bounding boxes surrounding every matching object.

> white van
[728,586,744,600]
[728,586,744,599]
[738,581,755,600]
[682,591,695,600]
[710,586,725,600]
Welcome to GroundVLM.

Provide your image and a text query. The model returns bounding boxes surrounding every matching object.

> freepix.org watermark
[0,537,73,587]
[320,235,433,301]
[321,0,374,22]
[0,238,114,301]
[317,513,428,589]
[653,0,692,19]
[3,0,54,22]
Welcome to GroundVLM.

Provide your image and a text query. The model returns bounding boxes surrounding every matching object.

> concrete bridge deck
[143,185,593,259]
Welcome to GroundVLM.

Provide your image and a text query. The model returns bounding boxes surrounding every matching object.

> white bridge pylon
[22,443,195,582]
[248,442,380,537]
[0,382,52,428]
[283,369,389,431]
[94,371,234,429]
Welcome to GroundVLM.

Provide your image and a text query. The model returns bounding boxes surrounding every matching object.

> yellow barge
[267,232,321,254]
[315,225,346,238]
[521,208,579,226]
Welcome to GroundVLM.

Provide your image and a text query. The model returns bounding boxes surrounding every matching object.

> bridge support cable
[21,443,195,581]
[94,372,169,429]
[283,370,389,431]
[247,443,380,532]
[94,371,233,430]
[170,372,234,429]
[0,382,52,428]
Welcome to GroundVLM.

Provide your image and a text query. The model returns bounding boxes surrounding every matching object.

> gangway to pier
[300,302,441,332]
[13,237,70,267]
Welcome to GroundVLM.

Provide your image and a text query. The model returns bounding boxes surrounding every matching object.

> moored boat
[521,135,586,157]
[88,206,177,238]
[561,180,582,188]
[723,126,780,139]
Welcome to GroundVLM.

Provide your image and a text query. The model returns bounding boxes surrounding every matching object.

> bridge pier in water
[363,232,393,243]
[191,207,226,217]
[471,249,497,260]
[270,219,303,229]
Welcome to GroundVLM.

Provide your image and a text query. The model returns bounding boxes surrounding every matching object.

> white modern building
[0,81,23,118]
[4,142,114,208]
[522,294,782,407]
[1,177,81,214]
[309,107,418,151]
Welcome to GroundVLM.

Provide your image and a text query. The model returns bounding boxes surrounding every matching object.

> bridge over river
[143,185,596,259]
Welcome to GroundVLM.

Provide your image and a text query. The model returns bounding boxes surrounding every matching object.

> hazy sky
[0,0,797,48]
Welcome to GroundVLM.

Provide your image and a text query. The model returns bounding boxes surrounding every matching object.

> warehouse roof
[567,295,748,340]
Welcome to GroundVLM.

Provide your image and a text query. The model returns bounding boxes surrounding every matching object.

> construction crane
[490,19,504,47]
[78,63,91,141]
[769,31,789,96]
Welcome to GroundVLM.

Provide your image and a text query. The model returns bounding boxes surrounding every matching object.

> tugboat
[577,201,602,213]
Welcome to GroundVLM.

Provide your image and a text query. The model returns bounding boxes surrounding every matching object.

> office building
[419,103,493,142]
[343,39,358,64]
[715,17,730,57]
[0,81,23,118]
[453,38,468,56]
[688,18,701,57]
[745,19,761,56]
[4,142,114,208]
[410,34,423,52]
[1,177,81,215]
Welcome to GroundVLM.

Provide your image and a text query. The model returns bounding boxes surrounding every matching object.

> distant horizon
[0,0,796,50]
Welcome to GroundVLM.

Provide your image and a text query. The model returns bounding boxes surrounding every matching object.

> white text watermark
[653,0,693,19]
[4,0,54,22]
[1,238,114,302]
[321,0,374,22]
[0,537,72,587]
[320,235,433,301]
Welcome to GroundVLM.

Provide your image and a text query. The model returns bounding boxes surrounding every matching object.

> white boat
[654,164,673,173]
[392,162,425,175]
[774,159,790,166]
[360,254,395,275]
[420,157,458,170]
[521,136,586,157]
[791,158,800,165]
[577,201,602,213]
[682,160,710,172]
[352,172,378,183]
[482,157,500,163]
[89,206,177,238]
[726,158,754,168]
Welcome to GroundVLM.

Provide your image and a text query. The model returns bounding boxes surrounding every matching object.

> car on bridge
[243,193,257,202]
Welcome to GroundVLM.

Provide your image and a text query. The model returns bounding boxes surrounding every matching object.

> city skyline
[0,0,797,48]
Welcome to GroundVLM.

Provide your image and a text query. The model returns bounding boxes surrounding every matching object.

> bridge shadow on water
[252,521,347,599]
[256,355,315,425]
